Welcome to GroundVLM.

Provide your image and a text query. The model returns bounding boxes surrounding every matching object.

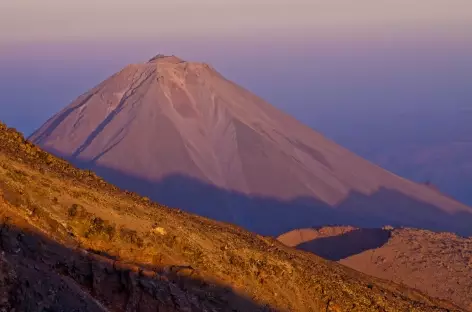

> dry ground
[0,122,464,311]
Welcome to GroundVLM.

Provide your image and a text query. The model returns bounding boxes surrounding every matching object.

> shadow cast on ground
[297,229,391,261]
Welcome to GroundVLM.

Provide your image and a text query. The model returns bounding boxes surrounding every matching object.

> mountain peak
[148,54,184,64]
[30,56,472,237]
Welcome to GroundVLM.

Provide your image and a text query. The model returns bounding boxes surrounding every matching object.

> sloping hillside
[0,122,464,311]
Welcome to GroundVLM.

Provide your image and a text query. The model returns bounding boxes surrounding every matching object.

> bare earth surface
[0,122,466,311]
[29,55,472,236]
[278,226,472,311]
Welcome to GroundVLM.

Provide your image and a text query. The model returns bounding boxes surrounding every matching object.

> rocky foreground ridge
[0,122,465,311]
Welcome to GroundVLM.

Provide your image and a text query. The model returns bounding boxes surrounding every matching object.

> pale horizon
[1,0,472,43]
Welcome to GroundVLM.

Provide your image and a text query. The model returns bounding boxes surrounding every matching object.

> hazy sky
[1,0,472,42]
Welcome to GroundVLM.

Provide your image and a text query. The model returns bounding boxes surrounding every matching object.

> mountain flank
[278,226,472,311]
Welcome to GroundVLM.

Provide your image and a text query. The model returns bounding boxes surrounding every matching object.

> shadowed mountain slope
[0,122,465,311]
[30,55,472,236]
[278,226,472,311]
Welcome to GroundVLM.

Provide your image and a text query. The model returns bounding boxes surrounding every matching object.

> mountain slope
[278,226,472,311]
[0,122,464,311]
[30,55,472,236]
